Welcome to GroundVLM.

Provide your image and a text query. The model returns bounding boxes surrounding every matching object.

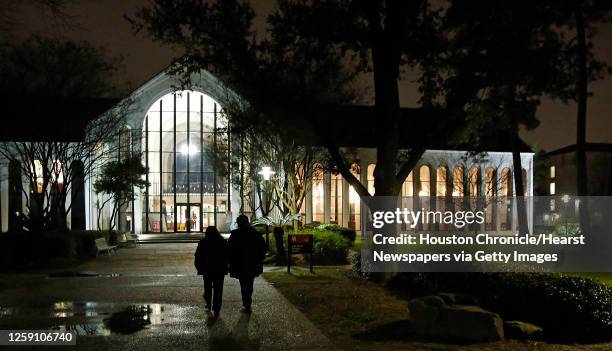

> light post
[258,166,276,246]
[562,194,570,236]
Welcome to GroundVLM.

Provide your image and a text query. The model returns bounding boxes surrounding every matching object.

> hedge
[387,272,612,342]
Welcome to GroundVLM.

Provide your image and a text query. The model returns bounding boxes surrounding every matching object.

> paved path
[0,244,333,351]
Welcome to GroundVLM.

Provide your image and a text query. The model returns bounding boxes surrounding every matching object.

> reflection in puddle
[0,302,186,336]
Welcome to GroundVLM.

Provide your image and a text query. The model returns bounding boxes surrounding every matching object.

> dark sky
[18,0,612,152]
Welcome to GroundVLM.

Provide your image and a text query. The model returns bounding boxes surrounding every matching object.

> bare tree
[0,100,134,233]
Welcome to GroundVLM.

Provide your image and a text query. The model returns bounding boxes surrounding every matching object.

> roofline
[545,142,612,157]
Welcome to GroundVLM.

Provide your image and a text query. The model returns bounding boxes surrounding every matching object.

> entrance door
[177,204,201,232]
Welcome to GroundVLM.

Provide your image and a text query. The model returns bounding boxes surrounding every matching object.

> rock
[437,293,456,305]
[408,301,504,343]
[454,294,479,306]
[504,320,543,340]
[408,296,447,330]
[436,305,504,342]
[437,292,479,306]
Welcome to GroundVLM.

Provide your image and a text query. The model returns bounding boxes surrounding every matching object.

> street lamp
[258,166,275,180]
[562,194,570,236]
[258,166,275,247]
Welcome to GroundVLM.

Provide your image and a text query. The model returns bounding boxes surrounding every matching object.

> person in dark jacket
[228,214,267,314]
[194,226,228,317]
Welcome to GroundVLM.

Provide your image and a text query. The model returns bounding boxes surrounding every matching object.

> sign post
[287,234,314,273]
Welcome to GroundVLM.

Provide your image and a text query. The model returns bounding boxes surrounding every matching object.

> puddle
[0,302,189,335]
[48,272,122,278]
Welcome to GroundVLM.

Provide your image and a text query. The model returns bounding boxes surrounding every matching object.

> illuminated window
[402,172,413,196]
[485,167,496,197]
[330,172,343,225]
[550,182,556,195]
[367,164,375,195]
[469,166,479,196]
[312,164,324,223]
[142,90,229,233]
[501,168,512,196]
[436,166,446,197]
[419,165,430,196]
[33,160,43,193]
[452,166,464,197]
[550,166,555,179]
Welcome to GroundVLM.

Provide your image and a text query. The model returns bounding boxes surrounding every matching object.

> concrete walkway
[0,244,333,351]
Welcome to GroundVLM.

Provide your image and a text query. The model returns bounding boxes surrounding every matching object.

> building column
[324,171,331,224]
[342,178,349,227]
[413,166,421,231]
[305,180,313,224]
[359,162,369,236]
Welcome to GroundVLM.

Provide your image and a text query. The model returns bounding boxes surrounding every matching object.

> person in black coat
[228,214,267,314]
[194,226,228,317]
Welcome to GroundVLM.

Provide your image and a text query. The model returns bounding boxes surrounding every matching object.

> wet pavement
[0,244,334,350]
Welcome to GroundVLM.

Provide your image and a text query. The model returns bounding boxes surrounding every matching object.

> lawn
[263,267,612,351]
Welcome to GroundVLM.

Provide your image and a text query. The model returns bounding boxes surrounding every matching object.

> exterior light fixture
[179,144,197,155]
[562,194,570,203]
[258,166,275,181]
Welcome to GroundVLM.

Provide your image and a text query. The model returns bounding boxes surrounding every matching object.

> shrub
[0,230,108,266]
[312,232,352,265]
[316,224,356,242]
[388,272,612,342]
[553,222,580,236]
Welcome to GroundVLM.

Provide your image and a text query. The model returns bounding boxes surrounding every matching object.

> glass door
[177,204,189,232]
[189,204,201,232]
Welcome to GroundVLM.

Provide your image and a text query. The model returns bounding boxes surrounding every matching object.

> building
[0,69,535,235]
[544,143,612,196]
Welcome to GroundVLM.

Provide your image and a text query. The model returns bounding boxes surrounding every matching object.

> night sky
[18,0,612,152]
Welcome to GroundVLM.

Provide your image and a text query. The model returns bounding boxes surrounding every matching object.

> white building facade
[0,69,534,235]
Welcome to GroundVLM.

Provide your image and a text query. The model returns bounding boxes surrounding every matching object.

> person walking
[194,226,228,318]
[228,215,267,314]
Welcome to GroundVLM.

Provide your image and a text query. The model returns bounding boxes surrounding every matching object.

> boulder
[408,296,446,330]
[504,320,543,340]
[408,299,504,343]
[437,292,479,306]
[436,305,504,342]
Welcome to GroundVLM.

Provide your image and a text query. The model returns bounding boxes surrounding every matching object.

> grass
[263,267,612,351]
[574,272,612,286]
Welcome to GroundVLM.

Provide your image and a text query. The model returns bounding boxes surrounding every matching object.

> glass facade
[142,90,230,233]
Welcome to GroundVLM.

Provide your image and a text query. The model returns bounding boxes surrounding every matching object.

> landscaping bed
[263,267,612,350]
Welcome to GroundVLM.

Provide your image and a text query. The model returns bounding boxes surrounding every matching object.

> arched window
[452,166,464,197]
[312,164,324,223]
[402,171,413,196]
[469,166,479,196]
[500,167,513,230]
[419,165,431,196]
[142,90,229,233]
[118,126,132,160]
[436,166,447,197]
[501,168,512,196]
[367,164,375,195]
[485,167,496,197]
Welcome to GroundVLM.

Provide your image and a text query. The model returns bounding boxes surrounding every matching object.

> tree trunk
[575,4,590,233]
[273,226,286,265]
[371,38,402,196]
[511,128,529,235]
